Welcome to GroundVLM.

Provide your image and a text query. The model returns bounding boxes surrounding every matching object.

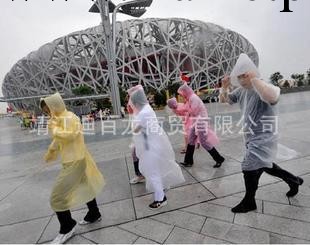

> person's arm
[219,87,230,103]
[44,139,59,163]
[173,103,188,116]
[49,139,59,151]
[132,111,147,134]
[51,115,81,141]
[133,125,143,134]
[251,77,280,105]
[219,76,236,104]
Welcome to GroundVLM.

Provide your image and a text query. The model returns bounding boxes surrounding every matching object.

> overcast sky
[0,0,309,112]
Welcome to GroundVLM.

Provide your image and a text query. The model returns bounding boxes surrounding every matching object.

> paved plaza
[1,91,310,244]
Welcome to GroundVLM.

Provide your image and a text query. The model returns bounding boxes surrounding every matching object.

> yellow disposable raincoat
[41,93,104,212]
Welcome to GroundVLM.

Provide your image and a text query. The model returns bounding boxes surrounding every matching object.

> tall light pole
[89,0,153,117]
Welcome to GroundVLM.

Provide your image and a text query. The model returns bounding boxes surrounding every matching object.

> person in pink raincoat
[167,97,200,153]
[176,83,225,168]
[168,75,200,153]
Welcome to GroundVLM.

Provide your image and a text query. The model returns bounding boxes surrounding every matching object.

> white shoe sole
[51,227,75,244]
[129,179,146,185]
[78,217,102,225]
[63,227,75,244]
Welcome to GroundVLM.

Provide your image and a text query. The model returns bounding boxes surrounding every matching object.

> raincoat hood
[128,86,149,114]
[230,53,260,86]
[177,83,195,100]
[167,97,178,109]
[127,85,143,96]
[40,92,66,116]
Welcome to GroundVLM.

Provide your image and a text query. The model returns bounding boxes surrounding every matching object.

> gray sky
[0,0,309,112]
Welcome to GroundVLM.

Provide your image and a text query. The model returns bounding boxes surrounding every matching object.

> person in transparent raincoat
[126,86,145,185]
[220,53,303,213]
[128,85,185,209]
[40,93,104,244]
[175,83,225,168]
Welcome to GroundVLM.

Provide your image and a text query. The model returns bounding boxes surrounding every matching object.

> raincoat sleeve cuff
[251,78,280,105]
[227,87,241,105]
[44,150,58,163]
[48,139,59,152]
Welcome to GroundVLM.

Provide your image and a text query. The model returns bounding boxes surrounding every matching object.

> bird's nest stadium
[1,18,258,110]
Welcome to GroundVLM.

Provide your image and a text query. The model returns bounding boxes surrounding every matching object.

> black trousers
[133,160,142,177]
[243,163,301,202]
[56,198,99,234]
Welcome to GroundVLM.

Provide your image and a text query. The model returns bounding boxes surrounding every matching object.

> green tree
[282,80,290,88]
[291,74,305,87]
[269,72,283,86]
[167,81,180,97]
[71,85,94,106]
[154,90,167,108]
[72,85,94,95]
[119,87,127,107]
[100,98,112,109]
[306,69,310,86]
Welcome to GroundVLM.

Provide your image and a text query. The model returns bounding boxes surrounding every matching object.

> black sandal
[180,149,186,154]
[149,196,167,210]
[213,162,222,168]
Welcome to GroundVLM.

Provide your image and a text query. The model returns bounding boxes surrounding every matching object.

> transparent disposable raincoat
[228,54,279,171]
[129,87,185,196]
[230,53,260,87]
[177,84,219,149]
[41,93,104,212]
[167,97,198,144]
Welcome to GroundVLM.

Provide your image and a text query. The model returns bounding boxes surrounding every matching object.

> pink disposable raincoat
[177,84,219,148]
[167,98,196,143]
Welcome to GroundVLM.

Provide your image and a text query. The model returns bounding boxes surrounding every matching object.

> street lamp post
[89,0,153,117]
[112,0,153,55]
[90,0,121,117]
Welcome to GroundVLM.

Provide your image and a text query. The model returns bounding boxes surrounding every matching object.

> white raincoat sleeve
[251,78,280,105]
[134,110,148,130]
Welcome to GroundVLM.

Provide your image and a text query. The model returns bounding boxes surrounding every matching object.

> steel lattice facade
[2,18,258,110]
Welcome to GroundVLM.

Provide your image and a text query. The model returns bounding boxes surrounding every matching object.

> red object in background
[181,74,190,84]
[126,103,134,114]
[7,106,13,113]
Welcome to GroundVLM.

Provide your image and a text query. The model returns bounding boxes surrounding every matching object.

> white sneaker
[129,176,145,184]
[51,227,75,244]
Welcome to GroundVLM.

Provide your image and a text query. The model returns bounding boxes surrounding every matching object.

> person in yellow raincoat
[40,92,104,244]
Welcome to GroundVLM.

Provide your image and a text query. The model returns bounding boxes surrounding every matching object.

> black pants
[56,198,99,234]
[133,160,142,177]
[132,148,142,176]
[243,163,301,202]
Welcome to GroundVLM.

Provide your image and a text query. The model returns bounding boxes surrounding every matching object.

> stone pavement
[1,91,310,244]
